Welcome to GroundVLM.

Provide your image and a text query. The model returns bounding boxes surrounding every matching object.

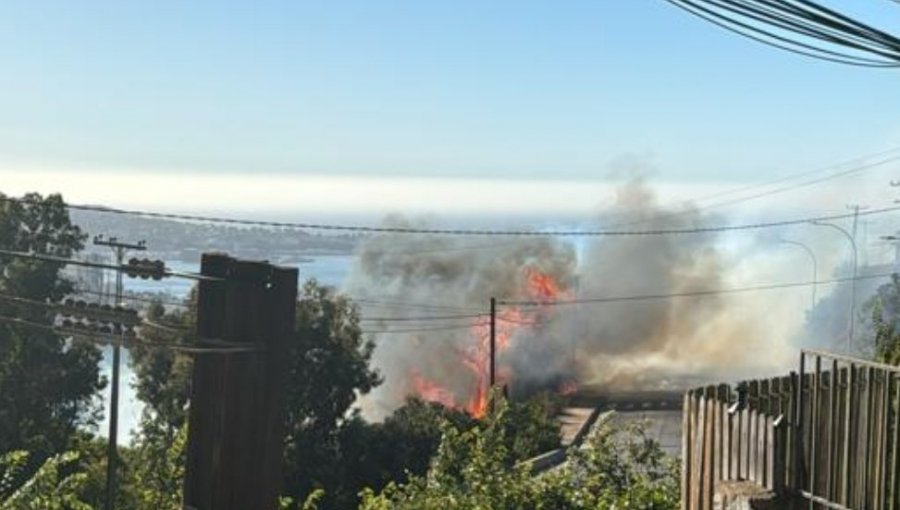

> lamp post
[778,238,817,309]
[811,221,858,353]
[881,234,900,269]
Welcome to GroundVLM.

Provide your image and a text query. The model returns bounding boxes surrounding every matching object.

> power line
[0,314,259,354]
[500,271,896,307]
[4,196,900,237]
[669,147,900,206]
[358,148,900,254]
[664,0,900,67]
[73,288,189,308]
[605,152,900,229]
[360,323,477,335]
[0,248,217,281]
[351,298,483,312]
[358,313,486,322]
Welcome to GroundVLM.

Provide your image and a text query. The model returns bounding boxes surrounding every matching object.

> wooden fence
[682,349,900,510]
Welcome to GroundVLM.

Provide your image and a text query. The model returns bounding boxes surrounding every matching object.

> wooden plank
[705,391,715,510]
[765,415,774,491]
[682,393,693,510]
[183,254,298,510]
[747,409,759,482]
[735,407,742,482]
[865,367,876,509]
[797,353,807,493]
[842,363,854,506]
[773,415,786,495]
[692,395,706,510]
[810,355,820,505]
[879,369,890,510]
[828,361,839,502]
[789,371,798,490]
[717,384,728,483]
[724,396,733,482]
[890,374,900,510]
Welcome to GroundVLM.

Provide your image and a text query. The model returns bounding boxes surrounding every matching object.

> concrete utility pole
[183,254,297,510]
[93,235,145,510]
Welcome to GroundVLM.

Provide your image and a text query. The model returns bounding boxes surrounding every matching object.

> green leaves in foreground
[0,450,91,510]
[359,401,679,510]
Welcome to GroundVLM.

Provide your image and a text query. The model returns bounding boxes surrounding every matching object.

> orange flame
[407,265,570,418]
[558,380,578,396]
[410,370,457,409]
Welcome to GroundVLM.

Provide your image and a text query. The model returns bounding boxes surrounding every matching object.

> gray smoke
[346,180,799,418]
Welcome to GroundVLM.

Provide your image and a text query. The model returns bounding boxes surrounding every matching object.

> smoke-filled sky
[1,1,899,215]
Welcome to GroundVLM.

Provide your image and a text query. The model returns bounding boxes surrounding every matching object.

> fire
[410,370,457,409]
[408,265,569,418]
[558,380,579,396]
[524,266,566,303]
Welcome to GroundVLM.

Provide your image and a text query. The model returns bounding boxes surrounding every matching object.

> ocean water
[98,255,356,442]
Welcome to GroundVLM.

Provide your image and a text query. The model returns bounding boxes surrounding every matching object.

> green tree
[360,402,679,510]
[0,450,91,510]
[281,281,382,509]
[0,193,103,474]
[866,274,900,364]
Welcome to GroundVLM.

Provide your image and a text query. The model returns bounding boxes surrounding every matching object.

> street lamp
[778,238,817,309]
[881,234,900,269]
[811,221,858,353]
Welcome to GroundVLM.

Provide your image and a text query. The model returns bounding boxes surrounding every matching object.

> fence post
[682,392,693,510]
[183,253,298,510]
[773,414,786,495]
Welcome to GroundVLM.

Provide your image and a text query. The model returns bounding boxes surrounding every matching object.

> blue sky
[1,1,899,212]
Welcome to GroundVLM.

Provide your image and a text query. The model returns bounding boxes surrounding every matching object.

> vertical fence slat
[704,388,715,510]
[682,392,693,510]
[692,395,706,510]
[842,363,855,506]
[865,367,876,509]
[890,374,900,510]
[682,351,900,510]
[828,360,839,502]
[809,356,820,506]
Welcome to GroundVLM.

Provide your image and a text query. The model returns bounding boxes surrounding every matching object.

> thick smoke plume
[346,181,797,418]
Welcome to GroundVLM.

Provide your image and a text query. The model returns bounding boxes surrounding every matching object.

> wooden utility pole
[183,253,298,510]
[93,235,145,510]
[489,297,496,390]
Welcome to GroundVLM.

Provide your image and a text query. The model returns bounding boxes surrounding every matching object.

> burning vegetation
[347,181,796,419]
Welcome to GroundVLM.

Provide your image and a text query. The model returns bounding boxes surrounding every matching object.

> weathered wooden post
[183,253,298,510]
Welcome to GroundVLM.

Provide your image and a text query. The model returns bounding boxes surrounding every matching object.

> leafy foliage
[866,274,900,364]
[0,192,103,482]
[0,450,91,510]
[281,280,383,509]
[360,401,679,510]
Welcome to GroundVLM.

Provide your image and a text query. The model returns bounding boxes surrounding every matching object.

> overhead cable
[501,271,896,307]
[3,197,900,237]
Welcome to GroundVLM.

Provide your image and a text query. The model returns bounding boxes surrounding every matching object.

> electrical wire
[604,152,900,230]
[0,291,140,325]
[0,314,259,354]
[0,248,217,281]
[74,288,189,308]
[665,147,900,206]
[664,0,900,67]
[358,313,486,322]
[351,298,483,312]
[360,323,478,334]
[4,196,900,237]
[500,270,896,307]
